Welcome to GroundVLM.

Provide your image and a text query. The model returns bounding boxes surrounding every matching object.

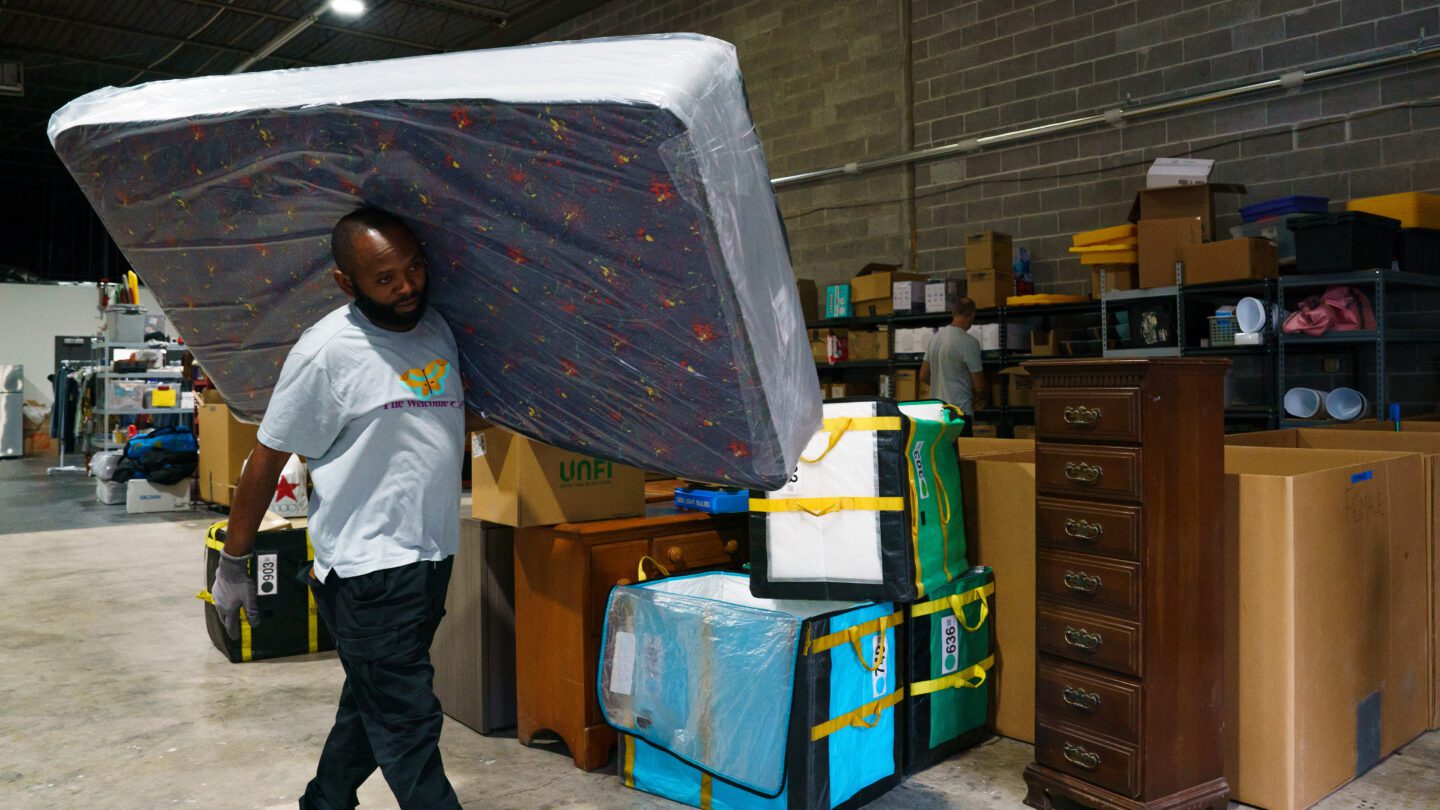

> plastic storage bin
[1347,191,1440,230]
[1208,314,1237,346]
[1397,228,1440,275]
[600,571,903,809]
[904,566,994,774]
[1238,195,1328,223]
[1231,212,1308,263]
[674,486,749,513]
[1287,211,1399,273]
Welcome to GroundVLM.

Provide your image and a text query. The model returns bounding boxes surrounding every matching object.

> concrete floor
[2,455,1437,809]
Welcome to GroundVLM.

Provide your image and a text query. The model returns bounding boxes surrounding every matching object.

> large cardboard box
[1228,427,1440,730]
[846,329,889,361]
[1138,217,1204,288]
[965,231,1012,271]
[893,369,918,402]
[1128,182,1245,237]
[127,477,191,513]
[470,429,645,527]
[960,449,1036,743]
[1089,264,1137,298]
[967,268,1012,310]
[197,392,261,507]
[1222,446,1429,810]
[999,366,1033,407]
[851,264,921,317]
[1181,237,1278,285]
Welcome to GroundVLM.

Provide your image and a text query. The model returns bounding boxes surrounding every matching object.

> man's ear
[332,268,356,298]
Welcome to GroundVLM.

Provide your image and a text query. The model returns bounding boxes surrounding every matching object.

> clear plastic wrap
[48,34,820,490]
[598,572,857,795]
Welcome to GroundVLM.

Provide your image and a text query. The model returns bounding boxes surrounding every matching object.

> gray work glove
[211,550,261,639]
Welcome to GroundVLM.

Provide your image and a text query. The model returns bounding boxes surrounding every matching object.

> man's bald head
[332,208,411,277]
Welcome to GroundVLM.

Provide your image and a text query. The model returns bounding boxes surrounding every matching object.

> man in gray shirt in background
[920,296,987,435]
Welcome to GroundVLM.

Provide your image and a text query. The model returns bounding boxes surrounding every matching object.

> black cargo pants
[298,557,459,810]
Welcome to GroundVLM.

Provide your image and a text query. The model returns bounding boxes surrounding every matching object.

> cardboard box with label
[999,366,1033,407]
[1138,217,1205,289]
[925,278,960,314]
[1129,182,1246,242]
[965,231,1012,271]
[892,280,926,314]
[850,264,920,317]
[1181,237,1278,285]
[127,477,191,513]
[967,268,1012,310]
[1089,264,1137,298]
[470,429,645,527]
[1146,157,1214,188]
[197,390,261,507]
[1222,446,1429,810]
[795,279,818,324]
[824,283,852,319]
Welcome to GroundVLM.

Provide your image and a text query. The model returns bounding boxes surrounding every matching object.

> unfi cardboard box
[470,429,645,527]
[197,392,260,507]
[1222,446,1429,810]
[960,449,1036,743]
[1228,427,1440,730]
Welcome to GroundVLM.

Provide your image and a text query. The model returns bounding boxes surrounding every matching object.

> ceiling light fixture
[231,0,368,73]
[329,0,367,16]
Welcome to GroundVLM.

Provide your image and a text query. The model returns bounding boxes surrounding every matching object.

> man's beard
[354,284,427,330]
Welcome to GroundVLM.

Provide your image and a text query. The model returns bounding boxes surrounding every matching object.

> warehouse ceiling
[0,0,610,280]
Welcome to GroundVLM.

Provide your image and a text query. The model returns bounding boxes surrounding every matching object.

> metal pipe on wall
[771,38,1440,189]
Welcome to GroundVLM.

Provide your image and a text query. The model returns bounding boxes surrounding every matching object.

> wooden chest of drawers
[1022,359,1230,810]
[514,506,746,770]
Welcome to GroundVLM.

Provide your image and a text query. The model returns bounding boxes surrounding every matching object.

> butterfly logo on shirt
[399,358,449,399]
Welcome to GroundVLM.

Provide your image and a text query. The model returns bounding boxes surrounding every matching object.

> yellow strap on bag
[636,556,672,582]
[810,688,905,741]
[800,416,902,464]
[305,532,318,653]
[749,496,903,516]
[700,773,713,809]
[910,654,995,696]
[910,582,994,633]
[622,734,636,788]
[805,611,905,672]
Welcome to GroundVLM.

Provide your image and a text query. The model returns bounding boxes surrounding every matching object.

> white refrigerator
[0,365,22,458]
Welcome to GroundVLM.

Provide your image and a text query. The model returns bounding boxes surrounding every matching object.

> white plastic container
[1283,387,1326,419]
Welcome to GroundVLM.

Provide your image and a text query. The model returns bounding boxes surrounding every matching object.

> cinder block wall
[537,0,1440,293]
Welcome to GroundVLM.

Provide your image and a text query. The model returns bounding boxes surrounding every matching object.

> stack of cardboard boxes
[1132,159,1277,288]
[964,231,1013,309]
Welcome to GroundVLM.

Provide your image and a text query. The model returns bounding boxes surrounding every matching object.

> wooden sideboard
[514,505,747,770]
[1022,358,1230,810]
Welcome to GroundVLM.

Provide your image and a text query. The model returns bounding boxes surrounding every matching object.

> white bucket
[1325,388,1371,422]
[1283,387,1326,419]
[1236,297,1281,334]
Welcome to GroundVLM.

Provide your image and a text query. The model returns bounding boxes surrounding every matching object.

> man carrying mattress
[209,208,488,810]
[919,295,987,435]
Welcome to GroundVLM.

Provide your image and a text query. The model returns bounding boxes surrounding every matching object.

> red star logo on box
[274,477,300,502]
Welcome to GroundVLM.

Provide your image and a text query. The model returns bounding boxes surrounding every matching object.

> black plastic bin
[1287,211,1400,273]
[1398,228,1440,274]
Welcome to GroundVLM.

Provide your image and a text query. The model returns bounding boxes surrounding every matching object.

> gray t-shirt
[924,325,983,414]
[258,303,465,582]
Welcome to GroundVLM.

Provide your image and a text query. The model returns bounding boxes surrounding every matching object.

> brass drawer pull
[1063,626,1102,651]
[1062,686,1101,711]
[1063,518,1102,541]
[1063,405,1101,425]
[1064,462,1103,483]
[1063,570,1102,594]
[1062,742,1101,770]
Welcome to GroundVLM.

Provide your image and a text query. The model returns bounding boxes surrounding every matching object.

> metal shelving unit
[87,331,193,453]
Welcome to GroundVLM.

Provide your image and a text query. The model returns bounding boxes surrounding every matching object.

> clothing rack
[47,359,98,476]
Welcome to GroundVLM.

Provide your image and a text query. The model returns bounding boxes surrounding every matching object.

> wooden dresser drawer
[1035,388,1142,444]
[1036,498,1143,561]
[1035,444,1143,502]
[651,530,743,572]
[1037,601,1142,677]
[1036,719,1141,798]
[1036,657,1142,743]
[1037,550,1141,617]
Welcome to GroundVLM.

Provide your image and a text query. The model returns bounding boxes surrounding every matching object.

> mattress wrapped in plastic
[48,34,819,490]
[749,398,969,601]
[598,572,903,809]
[903,566,993,774]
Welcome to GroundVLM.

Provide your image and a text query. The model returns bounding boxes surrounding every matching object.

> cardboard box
[127,477,191,513]
[1181,237,1278,285]
[894,369,918,402]
[198,398,261,507]
[470,429,645,527]
[1030,329,1059,356]
[795,279,818,323]
[1129,182,1245,239]
[967,268,1012,310]
[895,327,937,355]
[892,281,926,313]
[851,264,921,316]
[1147,157,1214,188]
[1222,446,1429,810]
[824,284,852,319]
[24,431,52,456]
[1089,264,1137,298]
[960,449,1035,742]
[828,381,880,399]
[925,278,960,314]
[957,438,1034,458]
[95,478,126,505]
[970,423,998,438]
[1138,217,1204,288]
[1228,428,1440,731]
[965,231,1012,271]
[999,366,1033,407]
[1011,424,1036,439]
[847,329,889,362]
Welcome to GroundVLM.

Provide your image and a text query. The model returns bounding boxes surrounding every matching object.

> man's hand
[211,549,261,639]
